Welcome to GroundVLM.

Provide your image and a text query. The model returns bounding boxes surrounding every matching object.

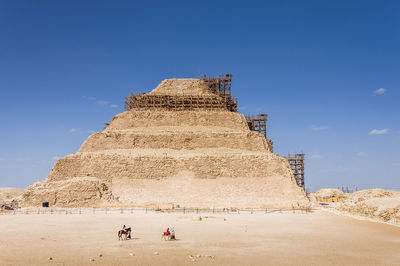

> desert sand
[0,210,399,266]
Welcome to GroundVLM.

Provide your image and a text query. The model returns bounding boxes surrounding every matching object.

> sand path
[0,210,399,265]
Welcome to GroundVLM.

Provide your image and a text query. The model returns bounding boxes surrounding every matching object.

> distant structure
[286,154,305,190]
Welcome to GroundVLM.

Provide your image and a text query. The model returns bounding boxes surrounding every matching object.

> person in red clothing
[163,227,170,236]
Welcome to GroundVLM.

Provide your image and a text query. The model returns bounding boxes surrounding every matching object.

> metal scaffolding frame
[246,113,273,152]
[124,74,238,112]
[200,73,238,112]
[286,153,305,190]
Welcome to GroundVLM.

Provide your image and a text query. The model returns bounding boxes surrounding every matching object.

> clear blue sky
[0,0,399,191]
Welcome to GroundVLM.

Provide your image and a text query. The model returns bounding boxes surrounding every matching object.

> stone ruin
[21,77,309,208]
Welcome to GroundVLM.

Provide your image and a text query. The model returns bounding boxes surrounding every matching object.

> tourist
[127,227,131,239]
[163,227,170,236]
[122,225,132,239]
[170,227,175,240]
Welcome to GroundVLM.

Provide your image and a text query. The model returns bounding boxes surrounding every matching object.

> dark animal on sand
[118,227,131,240]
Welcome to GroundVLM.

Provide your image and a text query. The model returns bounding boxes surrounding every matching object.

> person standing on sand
[170,227,175,240]
[127,228,131,239]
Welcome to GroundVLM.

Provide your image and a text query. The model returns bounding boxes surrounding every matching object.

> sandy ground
[0,210,399,266]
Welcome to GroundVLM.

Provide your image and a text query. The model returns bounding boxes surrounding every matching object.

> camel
[161,231,175,241]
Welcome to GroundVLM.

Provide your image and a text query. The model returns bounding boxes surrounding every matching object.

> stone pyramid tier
[21,79,309,208]
[124,79,236,111]
[79,111,269,152]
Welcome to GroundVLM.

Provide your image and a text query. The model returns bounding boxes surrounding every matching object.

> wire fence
[0,206,314,216]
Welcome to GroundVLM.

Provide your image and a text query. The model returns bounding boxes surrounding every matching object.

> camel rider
[163,228,170,236]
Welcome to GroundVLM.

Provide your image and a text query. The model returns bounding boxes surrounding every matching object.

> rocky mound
[314,188,346,202]
[314,188,400,224]
[338,189,400,223]
[22,177,113,207]
[0,187,25,202]
[21,79,308,208]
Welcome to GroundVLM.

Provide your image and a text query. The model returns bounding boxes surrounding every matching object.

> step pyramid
[22,79,308,208]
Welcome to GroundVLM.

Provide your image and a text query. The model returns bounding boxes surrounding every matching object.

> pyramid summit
[149,79,217,96]
[21,77,308,208]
